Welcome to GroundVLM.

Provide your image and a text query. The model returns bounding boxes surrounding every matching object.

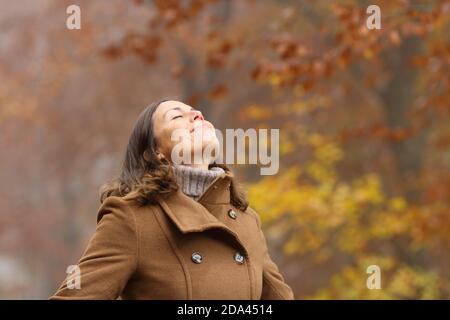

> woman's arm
[248,207,295,300]
[49,197,138,300]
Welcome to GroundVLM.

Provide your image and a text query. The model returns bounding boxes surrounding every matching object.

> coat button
[234,252,245,264]
[228,209,237,219]
[191,252,203,264]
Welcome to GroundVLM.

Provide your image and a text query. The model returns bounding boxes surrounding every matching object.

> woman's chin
[186,139,219,163]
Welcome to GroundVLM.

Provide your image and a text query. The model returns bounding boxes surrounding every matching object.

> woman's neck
[173,164,225,200]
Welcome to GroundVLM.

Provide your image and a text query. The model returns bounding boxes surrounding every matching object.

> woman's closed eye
[172,115,183,120]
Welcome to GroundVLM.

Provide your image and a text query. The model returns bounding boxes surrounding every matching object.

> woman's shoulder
[96,193,162,224]
[241,205,263,228]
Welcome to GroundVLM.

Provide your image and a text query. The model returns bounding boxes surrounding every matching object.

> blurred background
[0,0,449,299]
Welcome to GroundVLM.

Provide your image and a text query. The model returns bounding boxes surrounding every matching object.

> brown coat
[50,170,294,300]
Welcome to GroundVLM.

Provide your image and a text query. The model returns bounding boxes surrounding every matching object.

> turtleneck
[173,165,225,200]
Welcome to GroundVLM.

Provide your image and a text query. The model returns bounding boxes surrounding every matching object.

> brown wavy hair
[99,99,248,210]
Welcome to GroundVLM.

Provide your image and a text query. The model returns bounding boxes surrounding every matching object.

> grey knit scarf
[173,165,225,200]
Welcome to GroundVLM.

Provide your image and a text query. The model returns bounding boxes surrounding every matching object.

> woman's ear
[143,149,166,164]
[143,150,150,162]
[156,151,165,161]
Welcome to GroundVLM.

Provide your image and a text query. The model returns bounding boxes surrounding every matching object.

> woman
[50,99,294,300]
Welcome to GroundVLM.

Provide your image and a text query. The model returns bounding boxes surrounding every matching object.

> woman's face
[152,100,219,165]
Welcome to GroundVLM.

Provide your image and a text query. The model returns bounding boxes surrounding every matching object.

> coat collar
[157,169,249,256]
[158,169,232,233]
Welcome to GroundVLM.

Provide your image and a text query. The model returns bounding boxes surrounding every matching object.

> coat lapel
[158,170,249,256]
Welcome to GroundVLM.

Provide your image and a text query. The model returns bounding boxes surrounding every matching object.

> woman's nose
[190,110,204,122]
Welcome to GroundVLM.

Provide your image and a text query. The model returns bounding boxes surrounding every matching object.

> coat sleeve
[249,207,295,300]
[49,197,138,300]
